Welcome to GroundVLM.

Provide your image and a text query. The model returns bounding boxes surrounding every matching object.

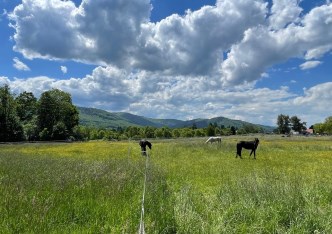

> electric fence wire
[126,139,149,234]
[138,152,149,234]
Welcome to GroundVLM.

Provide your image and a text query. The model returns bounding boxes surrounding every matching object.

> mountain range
[78,107,275,132]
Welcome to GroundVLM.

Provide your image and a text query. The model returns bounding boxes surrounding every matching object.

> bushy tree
[23,116,38,141]
[142,126,156,138]
[180,128,194,137]
[172,129,181,138]
[194,129,205,137]
[125,126,141,138]
[277,114,291,134]
[206,123,215,136]
[323,117,332,134]
[314,116,332,134]
[0,85,24,141]
[37,89,79,140]
[15,92,38,140]
[15,91,37,123]
[290,116,306,132]
[230,126,236,135]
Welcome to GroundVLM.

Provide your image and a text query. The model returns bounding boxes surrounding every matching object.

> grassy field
[1,136,332,233]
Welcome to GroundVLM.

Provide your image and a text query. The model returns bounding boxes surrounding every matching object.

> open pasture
[1,136,332,233]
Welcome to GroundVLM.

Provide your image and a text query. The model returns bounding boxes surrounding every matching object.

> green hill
[78,107,275,132]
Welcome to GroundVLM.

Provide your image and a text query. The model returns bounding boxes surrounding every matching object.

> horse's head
[146,141,152,149]
[254,138,259,146]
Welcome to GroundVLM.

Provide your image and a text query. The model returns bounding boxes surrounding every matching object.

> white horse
[205,136,222,144]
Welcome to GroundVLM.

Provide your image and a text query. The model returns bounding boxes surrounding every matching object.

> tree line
[276,114,332,135]
[313,117,332,135]
[78,123,264,141]
[0,85,79,142]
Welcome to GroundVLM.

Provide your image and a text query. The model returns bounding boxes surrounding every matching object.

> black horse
[139,139,152,156]
[236,138,259,159]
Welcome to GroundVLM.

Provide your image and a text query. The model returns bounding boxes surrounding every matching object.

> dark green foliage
[237,124,263,134]
[290,116,307,132]
[37,89,79,140]
[206,123,216,136]
[277,114,291,134]
[15,91,37,123]
[313,116,332,134]
[0,85,24,141]
[0,85,79,141]
[277,114,307,134]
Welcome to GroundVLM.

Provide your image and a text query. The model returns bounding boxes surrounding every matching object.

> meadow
[0,135,332,233]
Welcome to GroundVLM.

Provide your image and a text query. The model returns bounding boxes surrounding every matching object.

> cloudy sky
[1,0,332,127]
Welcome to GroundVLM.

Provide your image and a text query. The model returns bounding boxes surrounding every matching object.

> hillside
[78,107,275,132]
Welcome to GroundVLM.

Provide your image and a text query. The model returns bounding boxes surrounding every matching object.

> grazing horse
[236,138,259,159]
[206,136,222,144]
[139,139,152,156]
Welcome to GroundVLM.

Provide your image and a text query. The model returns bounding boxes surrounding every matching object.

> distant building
[304,129,314,135]
[290,130,299,135]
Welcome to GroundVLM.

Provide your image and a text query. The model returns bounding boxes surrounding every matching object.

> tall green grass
[1,136,332,233]
[0,142,174,233]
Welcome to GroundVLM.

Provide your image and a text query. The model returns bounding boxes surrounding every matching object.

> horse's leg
[236,145,242,158]
[236,144,239,158]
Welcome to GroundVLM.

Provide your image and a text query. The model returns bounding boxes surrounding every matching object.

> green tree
[23,116,38,141]
[221,127,232,136]
[180,128,194,137]
[37,89,79,140]
[172,129,181,138]
[15,91,37,123]
[290,116,306,132]
[125,126,141,138]
[52,121,67,140]
[15,91,38,140]
[322,116,332,134]
[161,127,172,138]
[206,123,215,136]
[0,85,24,141]
[154,128,163,138]
[194,129,205,137]
[277,114,291,134]
[230,126,236,135]
[142,126,156,138]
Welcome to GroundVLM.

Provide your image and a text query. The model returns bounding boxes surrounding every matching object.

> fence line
[126,140,149,234]
[138,152,149,234]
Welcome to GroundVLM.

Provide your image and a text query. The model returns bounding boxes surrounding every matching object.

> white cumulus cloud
[300,60,322,70]
[60,66,68,74]
[13,57,30,71]
[5,0,332,126]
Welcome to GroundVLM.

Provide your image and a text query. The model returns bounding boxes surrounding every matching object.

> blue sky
[1,0,331,127]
